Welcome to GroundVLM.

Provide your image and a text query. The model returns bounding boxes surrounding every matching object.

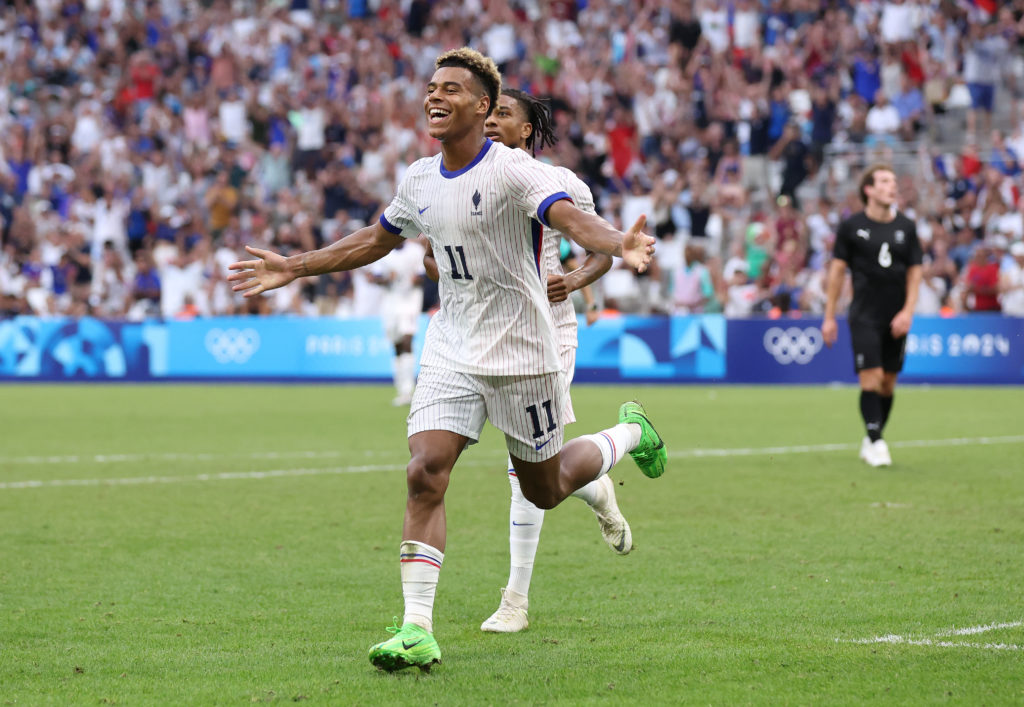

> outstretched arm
[227,221,404,297]
[545,199,654,273]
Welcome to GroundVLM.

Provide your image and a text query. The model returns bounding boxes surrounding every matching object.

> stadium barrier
[1,315,1021,384]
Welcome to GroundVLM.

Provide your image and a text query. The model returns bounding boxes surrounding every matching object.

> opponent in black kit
[823,165,922,467]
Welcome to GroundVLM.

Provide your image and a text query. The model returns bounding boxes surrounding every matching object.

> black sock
[860,390,883,443]
[880,394,894,431]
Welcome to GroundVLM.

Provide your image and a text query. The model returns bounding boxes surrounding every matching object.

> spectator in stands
[204,171,239,241]
[960,242,1001,313]
[892,75,926,141]
[865,91,901,146]
[963,22,1005,138]
[670,242,714,314]
[128,249,161,321]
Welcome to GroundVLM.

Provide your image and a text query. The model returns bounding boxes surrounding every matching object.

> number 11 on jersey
[444,245,473,280]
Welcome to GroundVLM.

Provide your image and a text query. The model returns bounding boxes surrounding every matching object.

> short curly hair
[435,47,502,117]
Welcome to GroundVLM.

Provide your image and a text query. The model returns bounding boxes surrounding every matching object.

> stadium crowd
[2,0,1024,321]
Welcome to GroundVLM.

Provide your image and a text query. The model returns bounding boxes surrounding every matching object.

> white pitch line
[0,464,406,490]
[0,449,365,466]
[936,620,1024,637]
[842,620,1024,651]
[4,434,1023,468]
[670,434,1024,459]
[3,434,1024,491]
[845,636,1022,651]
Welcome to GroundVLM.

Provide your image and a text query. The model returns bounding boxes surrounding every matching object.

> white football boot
[591,475,632,555]
[859,436,872,463]
[863,439,892,467]
[481,588,529,633]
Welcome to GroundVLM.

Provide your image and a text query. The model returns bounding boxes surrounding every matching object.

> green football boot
[618,401,667,479]
[368,619,441,673]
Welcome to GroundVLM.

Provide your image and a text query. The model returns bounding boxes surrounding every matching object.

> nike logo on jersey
[512,521,535,526]
[418,206,430,215]
[534,437,553,451]
[856,229,870,239]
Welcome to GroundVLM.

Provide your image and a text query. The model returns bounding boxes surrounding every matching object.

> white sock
[506,461,544,598]
[570,477,606,507]
[400,540,444,633]
[397,352,415,397]
[577,423,640,478]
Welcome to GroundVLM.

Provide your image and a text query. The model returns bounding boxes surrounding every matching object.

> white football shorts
[408,365,567,462]
[382,295,423,343]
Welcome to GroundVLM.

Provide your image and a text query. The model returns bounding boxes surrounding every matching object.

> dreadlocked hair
[435,48,501,117]
[502,88,559,156]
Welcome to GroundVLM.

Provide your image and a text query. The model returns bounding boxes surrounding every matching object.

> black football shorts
[848,319,906,373]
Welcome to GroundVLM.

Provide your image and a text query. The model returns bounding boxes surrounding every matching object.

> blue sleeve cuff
[537,191,573,228]
[379,213,402,235]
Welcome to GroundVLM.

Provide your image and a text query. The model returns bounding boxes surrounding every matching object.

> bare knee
[859,369,884,394]
[406,454,451,503]
[879,374,898,396]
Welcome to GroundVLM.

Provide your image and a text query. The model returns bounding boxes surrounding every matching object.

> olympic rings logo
[763,326,824,365]
[204,328,261,364]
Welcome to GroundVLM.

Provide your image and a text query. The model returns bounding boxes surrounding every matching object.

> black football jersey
[833,211,922,324]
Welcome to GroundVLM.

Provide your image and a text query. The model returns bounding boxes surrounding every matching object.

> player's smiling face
[424,67,489,142]
[484,94,531,150]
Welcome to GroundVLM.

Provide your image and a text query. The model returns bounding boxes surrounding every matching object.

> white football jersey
[381,140,569,375]
[540,164,595,350]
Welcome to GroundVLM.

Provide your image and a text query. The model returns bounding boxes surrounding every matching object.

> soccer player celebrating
[227,48,667,672]
[457,88,630,633]
[822,164,922,467]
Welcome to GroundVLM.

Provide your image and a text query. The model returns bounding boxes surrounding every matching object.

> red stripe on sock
[400,558,441,568]
[599,432,616,463]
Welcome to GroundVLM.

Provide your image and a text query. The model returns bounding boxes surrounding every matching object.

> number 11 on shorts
[526,400,556,439]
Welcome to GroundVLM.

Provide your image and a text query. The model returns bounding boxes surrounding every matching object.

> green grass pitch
[1,383,1022,705]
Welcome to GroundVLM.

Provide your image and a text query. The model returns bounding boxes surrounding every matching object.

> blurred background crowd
[2,0,1024,321]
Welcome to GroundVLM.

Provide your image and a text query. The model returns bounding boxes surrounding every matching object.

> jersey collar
[439,139,493,179]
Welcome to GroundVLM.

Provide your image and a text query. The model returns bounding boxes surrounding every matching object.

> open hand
[621,215,655,273]
[226,246,295,297]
